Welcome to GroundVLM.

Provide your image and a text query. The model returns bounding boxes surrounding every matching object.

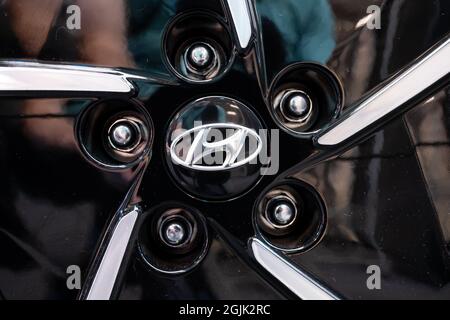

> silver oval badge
[170,123,262,171]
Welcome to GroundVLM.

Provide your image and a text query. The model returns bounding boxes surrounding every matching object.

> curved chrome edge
[316,36,450,146]
[80,162,148,300]
[250,238,339,300]
[84,205,140,300]
[0,60,144,94]
[223,0,253,51]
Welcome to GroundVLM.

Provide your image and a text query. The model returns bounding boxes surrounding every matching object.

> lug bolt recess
[139,205,209,274]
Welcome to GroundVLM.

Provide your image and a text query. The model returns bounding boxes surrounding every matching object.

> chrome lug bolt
[110,123,133,147]
[279,90,314,125]
[107,118,142,152]
[272,202,296,226]
[157,212,195,251]
[265,195,299,229]
[189,44,212,68]
[287,93,311,118]
[282,91,312,120]
[163,222,186,246]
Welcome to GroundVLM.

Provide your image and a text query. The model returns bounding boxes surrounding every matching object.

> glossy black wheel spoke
[267,34,450,177]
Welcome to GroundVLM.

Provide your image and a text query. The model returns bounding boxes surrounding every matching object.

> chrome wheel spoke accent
[80,164,148,300]
[250,238,339,300]
[83,205,141,300]
[316,36,450,147]
[223,0,269,95]
[0,60,176,97]
[250,1,269,96]
[222,0,254,52]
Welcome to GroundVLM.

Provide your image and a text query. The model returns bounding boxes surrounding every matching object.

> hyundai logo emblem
[165,96,266,200]
[170,123,262,171]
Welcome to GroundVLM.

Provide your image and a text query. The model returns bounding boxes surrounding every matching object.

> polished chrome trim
[0,60,143,94]
[224,0,253,50]
[250,238,338,300]
[317,37,450,146]
[170,123,263,171]
[85,206,140,300]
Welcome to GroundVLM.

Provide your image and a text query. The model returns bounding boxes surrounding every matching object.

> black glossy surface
[0,99,137,299]
[0,0,449,300]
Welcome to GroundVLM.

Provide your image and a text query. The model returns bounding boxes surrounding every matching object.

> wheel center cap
[166,96,264,200]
